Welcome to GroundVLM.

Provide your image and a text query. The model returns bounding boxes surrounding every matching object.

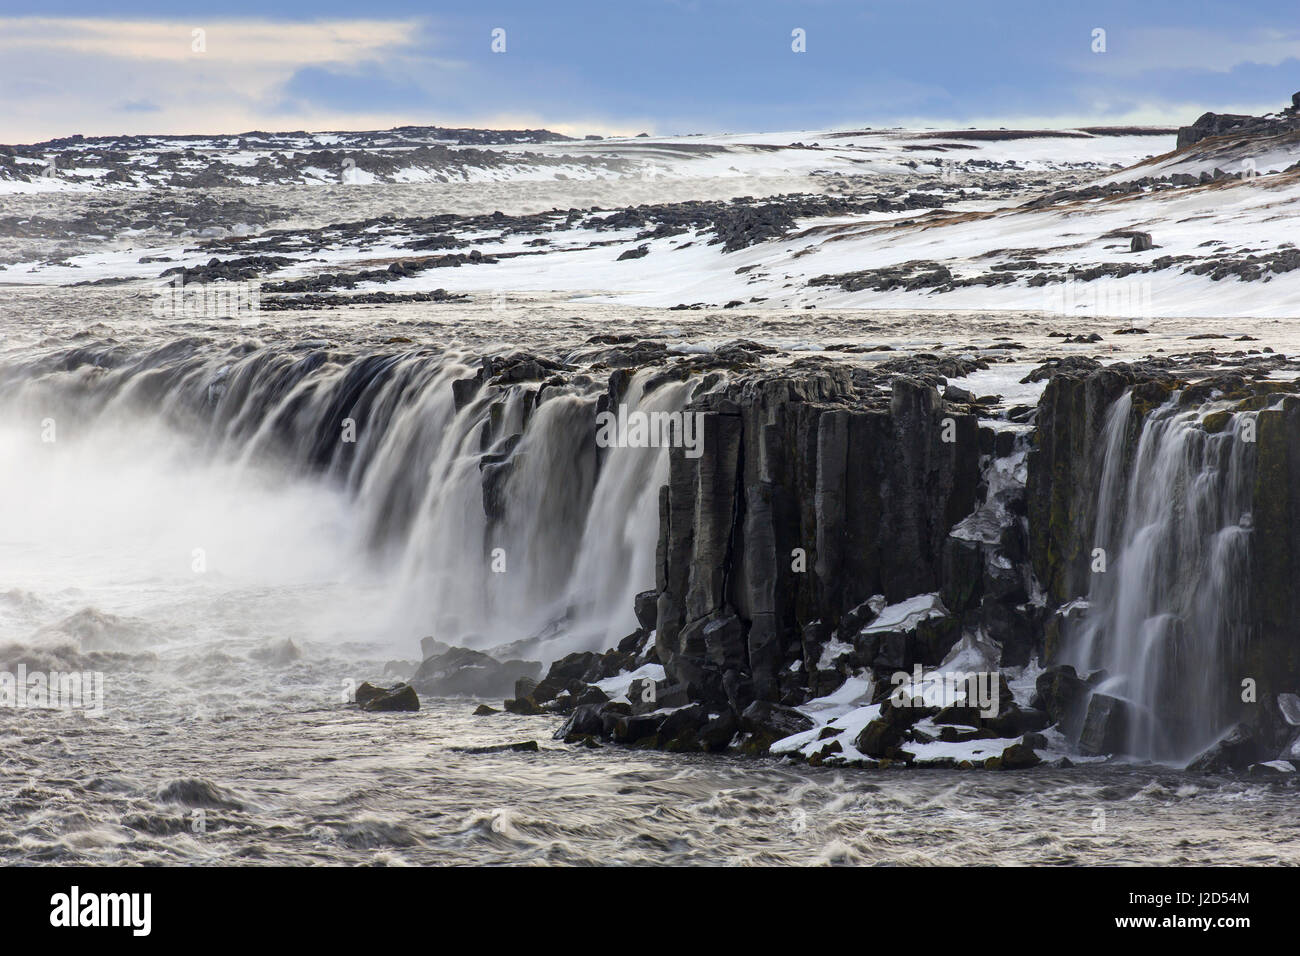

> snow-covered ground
[3,119,1296,321]
[0,125,1172,192]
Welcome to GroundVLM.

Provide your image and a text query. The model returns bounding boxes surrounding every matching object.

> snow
[859,593,947,634]
[817,639,854,669]
[594,663,665,700]
[5,123,1291,333]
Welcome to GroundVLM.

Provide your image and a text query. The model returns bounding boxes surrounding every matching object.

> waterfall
[1065,390,1256,764]
[0,339,686,662]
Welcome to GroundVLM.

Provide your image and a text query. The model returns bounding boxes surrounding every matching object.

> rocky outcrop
[409,646,541,698]
[470,348,1300,772]
[355,682,420,712]
[1026,362,1165,606]
[1246,395,1300,704]
[1175,93,1300,149]
[1027,360,1300,764]
[651,366,981,715]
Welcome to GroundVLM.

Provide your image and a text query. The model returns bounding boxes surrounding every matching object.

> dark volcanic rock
[740,700,814,742]
[998,742,1042,769]
[409,646,541,698]
[653,366,980,711]
[1175,98,1300,148]
[1032,664,1091,738]
[1077,693,1129,756]
[1187,723,1262,773]
[360,683,420,712]
[633,589,659,631]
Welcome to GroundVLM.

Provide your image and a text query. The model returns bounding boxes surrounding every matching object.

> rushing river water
[4,179,1300,866]
[1,314,1298,867]
[6,686,1300,865]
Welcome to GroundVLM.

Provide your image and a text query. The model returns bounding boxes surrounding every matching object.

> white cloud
[0,16,422,65]
[0,15,651,142]
[0,16,452,141]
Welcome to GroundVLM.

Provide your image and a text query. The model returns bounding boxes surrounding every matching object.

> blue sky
[1,1,1297,142]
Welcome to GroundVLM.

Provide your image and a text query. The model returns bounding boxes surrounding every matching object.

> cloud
[0,16,449,141]
[0,16,421,65]
[0,11,1296,144]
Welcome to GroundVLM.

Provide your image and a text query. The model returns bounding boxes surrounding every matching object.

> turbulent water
[0,335,689,661]
[2,323,1298,866]
[7,693,1300,865]
[5,175,1300,865]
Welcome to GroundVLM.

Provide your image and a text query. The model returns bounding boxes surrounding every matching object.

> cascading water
[0,338,687,663]
[1064,390,1256,764]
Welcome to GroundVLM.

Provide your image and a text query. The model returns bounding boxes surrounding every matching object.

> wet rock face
[1247,394,1300,719]
[1026,363,1145,607]
[652,368,980,709]
[1026,360,1300,758]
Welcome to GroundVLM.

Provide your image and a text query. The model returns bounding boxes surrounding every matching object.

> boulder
[633,589,659,631]
[1187,723,1261,773]
[354,681,385,707]
[1077,693,1129,756]
[576,685,610,707]
[361,683,419,712]
[455,740,539,754]
[1020,731,1048,750]
[658,703,708,748]
[855,718,904,758]
[1277,693,1300,727]
[703,612,746,670]
[998,742,1041,770]
[1032,664,1090,738]
[545,650,603,684]
[503,696,544,715]
[627,677,661,715]
[1248,760,1295,776]
[612,713,664,744]
[410,646,541,698]
[982,702,1050,737]
[740,700,814,741]
[553,703,606,741]
[617,629,651,657]
[698,709,739,752]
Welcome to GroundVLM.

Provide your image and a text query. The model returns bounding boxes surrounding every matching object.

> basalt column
[654,370,979,709]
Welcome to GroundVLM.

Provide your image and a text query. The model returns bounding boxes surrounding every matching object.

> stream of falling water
[1066,391,1256,764]
[3,333,1300,864]
[0,338,685,663]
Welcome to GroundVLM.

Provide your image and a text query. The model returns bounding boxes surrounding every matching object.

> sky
[0,1,1297,143]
